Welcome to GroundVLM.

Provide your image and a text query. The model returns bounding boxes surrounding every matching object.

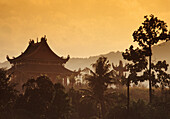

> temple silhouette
[7,36,75,89]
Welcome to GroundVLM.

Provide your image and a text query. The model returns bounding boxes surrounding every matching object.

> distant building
[7,36,75,89]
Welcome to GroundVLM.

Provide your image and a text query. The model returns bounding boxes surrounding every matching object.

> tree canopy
[123,14,170,103]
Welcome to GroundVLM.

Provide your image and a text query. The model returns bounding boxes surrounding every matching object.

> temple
[7,36,75,89]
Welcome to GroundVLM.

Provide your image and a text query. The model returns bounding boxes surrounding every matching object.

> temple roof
[8,64,75,77]
[7,36,70,64]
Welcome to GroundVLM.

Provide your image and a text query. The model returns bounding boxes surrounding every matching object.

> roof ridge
[24,40,43,59]
[7,36,70,64]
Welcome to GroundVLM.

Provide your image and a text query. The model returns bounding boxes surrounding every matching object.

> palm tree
[81,56,115,119]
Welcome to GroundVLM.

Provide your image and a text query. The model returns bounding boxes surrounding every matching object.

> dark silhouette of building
[7,36,74,89]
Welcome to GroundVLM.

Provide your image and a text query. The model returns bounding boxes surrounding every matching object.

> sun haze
[0,0,170,62]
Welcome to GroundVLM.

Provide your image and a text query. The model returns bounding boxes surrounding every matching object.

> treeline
[1,14,170,119]
[0,57,170,119]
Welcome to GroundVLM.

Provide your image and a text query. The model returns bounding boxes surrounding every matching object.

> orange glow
[0,0,170,61]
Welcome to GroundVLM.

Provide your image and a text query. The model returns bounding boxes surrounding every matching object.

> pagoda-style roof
[7,36,70,64]
[8,63,74,77]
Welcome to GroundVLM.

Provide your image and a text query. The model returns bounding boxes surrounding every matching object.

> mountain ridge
[1,41,170,72]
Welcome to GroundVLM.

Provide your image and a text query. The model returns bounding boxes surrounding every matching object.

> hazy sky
[0,0,170,62]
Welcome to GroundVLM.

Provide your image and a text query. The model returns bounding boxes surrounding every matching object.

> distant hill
[1,41,170,72]
[65,51,124,70]
[0,51,124,71]
[152,41,170,64]
[66,40,170,71]
[152,41,170,73]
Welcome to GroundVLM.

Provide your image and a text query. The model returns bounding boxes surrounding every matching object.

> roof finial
[6,55,10,61]
[44,35,47,41]
[37,37,38,43]
[41,35,47,42]
[29,39,34,44]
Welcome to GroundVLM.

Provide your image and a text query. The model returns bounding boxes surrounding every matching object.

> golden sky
[0,0,170,62]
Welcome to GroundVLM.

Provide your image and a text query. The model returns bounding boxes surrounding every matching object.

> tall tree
[82,56,115,119]
[122,46,147,115]
[132,14,170,103]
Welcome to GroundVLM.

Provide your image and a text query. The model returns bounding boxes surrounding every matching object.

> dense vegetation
[0,57,170,119]
[0,15,170,119]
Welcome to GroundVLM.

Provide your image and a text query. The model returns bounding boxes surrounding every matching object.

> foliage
[122,45,147,112]
[122,45,148,84]
[68,87,98,119]
[123,14,170,103]
[1,14,170,119]
[151,60,170,88]
[15,76,71,119]
[82,56,115,119]
[0,68,18,119]
[133,14,169,48]
[105,94,127,119]
[106,97,170,119]
[46,83,71,119]
[133,14,170,102]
